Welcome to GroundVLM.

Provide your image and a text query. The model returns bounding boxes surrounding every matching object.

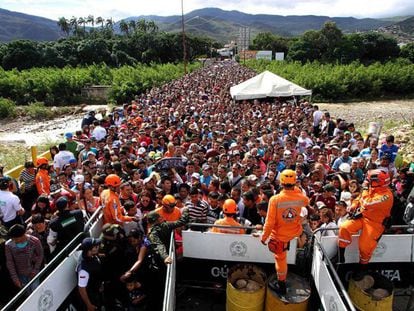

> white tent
[230,70,312,100]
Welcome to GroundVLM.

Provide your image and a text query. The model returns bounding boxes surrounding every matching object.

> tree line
[0,17,217,70]
[250,21,414,64]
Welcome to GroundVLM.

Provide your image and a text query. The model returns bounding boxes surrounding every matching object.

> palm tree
[57,17,70,36]
[105,18,114,30]
[119,20,129,36]
[78,17,86,34]
[87,15,94,27]
[137,19,148,33]
[69,16,79,36]
[147,20,159,33]
[95,16,104,29]
[128,20,136,33]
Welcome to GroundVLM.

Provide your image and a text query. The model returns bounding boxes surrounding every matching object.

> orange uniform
[155,206,181,222]
[211,217,245,234]
[262,187,309,281]
[100,189,134,225]
[338,187,393,264]
[35,169,50,195]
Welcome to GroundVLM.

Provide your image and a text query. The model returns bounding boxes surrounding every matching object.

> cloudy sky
[2,0,414,21]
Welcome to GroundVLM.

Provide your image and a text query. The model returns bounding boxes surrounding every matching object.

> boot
[338,247,346,264]
[353,263,369,281]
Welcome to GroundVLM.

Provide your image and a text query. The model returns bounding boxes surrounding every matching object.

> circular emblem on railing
[373,241,387,257]
[229,241,247,257]
[38,289,53,311]
[328,295,338,311]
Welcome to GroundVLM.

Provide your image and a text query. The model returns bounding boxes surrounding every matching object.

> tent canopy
[230,70,312,100]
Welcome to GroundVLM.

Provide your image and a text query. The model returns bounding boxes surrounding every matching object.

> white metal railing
[163,232,176,311]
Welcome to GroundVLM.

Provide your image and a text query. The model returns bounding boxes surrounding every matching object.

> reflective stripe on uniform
[277,200,306,208]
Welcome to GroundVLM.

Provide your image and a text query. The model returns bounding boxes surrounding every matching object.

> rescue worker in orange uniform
[211,199,245,234]
[35,157,50,195]
[101,174,136,225]
[338,169,393,276]
[260,169,310,295]
[155,195,181,222]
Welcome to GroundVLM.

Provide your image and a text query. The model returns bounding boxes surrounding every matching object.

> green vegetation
[25,102,54,119]
[0,18,216,70]
[0,98,16,118]
[0,62,200,108]
[246,59,414,101]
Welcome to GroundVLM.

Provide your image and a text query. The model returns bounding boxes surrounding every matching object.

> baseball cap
[341,148,350,153]
[316,201,327,210]
[69,158,77,164]
[191,173,200,180]
[65,132,73,138]
[74,174,85,184]
[81,237,101,251]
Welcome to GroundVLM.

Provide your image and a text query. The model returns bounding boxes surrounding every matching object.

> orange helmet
[280,169,296,185]
[223,199,237,214]
[36,157,49,167]
[105,174,121,187]
[162,194,176,207]
[367,169,390,187]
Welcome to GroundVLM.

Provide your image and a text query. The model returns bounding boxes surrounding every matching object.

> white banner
[311,245,353,311]
[320,234,413,263]
[18,250,81,311]
[182,231,296,264]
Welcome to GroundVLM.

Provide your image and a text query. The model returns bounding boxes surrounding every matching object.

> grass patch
[0,143,31,171]
[25,102,54,119]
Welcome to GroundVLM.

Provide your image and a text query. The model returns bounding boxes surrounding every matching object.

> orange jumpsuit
[155,206,182,222]
[338,187,393,264]
[211,217,245,234]
[100,189,134,225]
[262,187,310,281]
[35,169,50,195]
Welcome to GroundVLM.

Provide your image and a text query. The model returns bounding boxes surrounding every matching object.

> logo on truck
[229,241,247,257]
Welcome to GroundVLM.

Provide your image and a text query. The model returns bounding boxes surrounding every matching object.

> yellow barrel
[348,272,393,311]
[226,264,267,311]
[265,273,311,311]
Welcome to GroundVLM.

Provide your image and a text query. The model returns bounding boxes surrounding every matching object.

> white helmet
[339,163,351,174]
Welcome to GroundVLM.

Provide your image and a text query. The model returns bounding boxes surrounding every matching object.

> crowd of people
[0,60,414,309]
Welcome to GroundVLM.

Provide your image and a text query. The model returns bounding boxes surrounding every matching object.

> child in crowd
[124,276,146,311]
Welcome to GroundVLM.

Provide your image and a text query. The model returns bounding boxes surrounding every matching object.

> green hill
[0,8,60,41]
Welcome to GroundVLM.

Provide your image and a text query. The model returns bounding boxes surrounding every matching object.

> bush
[25,102,54,119]
[245,59,414,101]
[0,97,16,118]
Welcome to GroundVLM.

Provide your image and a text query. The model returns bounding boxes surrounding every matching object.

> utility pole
[181,0,187,74]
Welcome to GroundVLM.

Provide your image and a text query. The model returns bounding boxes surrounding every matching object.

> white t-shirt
[92,126,107,141]
[313,110,324,127]
[0,190,23,222]
[53,150,75,170]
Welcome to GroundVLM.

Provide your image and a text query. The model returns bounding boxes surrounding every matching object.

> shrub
[0,97,16,118]
[25,102,54,119]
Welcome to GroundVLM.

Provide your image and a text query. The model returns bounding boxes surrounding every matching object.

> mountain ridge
[0,7,412,43]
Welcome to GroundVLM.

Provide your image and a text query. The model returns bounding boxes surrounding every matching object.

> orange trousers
[275,250,287,281]
[338,217,384,264]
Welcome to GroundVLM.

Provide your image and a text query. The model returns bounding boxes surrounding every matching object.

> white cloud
[1,0,414,20]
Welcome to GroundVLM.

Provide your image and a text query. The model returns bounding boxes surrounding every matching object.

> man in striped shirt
[5,224,43,291]
[185,187,209,226]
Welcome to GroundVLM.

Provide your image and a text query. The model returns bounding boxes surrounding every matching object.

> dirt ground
[317,100,414,130]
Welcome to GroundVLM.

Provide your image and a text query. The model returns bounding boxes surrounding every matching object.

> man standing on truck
[260,169,310,295]
[337,169,393,277]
